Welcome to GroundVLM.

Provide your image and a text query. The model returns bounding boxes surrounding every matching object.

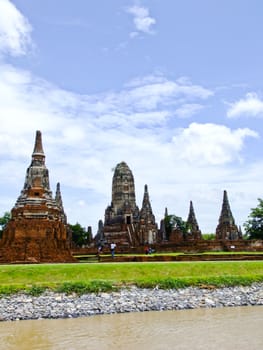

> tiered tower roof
[218,190,235,226]
[187,200,200,231]
[186,200,202,239]
[216,190,240,240]
[14,131,57,216]
[55,182,67,223]
[140,184,155,224]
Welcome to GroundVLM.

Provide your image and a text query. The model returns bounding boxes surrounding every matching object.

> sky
[0,0,263,234]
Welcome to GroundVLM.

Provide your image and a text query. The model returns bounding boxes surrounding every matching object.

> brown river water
[0,306,262,350]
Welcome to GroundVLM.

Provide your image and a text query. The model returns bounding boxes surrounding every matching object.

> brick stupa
[186,200,202,240]
[102,162,157,247]
[0,131,75,263]
[138,184,158,244]
[215,190,242,240]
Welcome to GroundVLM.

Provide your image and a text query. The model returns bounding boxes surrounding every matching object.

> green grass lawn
[1,261,263,295]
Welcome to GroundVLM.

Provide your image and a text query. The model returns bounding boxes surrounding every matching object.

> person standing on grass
[110,242,116,258]
[97,245,103,261]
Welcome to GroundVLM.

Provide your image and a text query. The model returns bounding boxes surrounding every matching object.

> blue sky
[1,0,263,234]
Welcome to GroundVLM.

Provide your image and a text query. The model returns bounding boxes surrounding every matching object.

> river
[0,306,262,350]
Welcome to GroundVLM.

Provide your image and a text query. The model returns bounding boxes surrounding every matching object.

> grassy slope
[0,261,263,295]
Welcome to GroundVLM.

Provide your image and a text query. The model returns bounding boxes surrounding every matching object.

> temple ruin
[186,201,202,240]
[97,164,244,249]
[0,131,247,260]
[137,184,158,244]
[158,201,202,244]
[97,161,158,247]
[0,131,75,263]
[216,190,242,240]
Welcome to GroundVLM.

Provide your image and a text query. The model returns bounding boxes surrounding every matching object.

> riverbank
[1,283,263,321]
[1,261,263,295]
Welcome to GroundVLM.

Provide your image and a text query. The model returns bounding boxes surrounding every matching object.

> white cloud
[101,76,213,113]
[172,123,258,165]
[127,5,156,35]
[174,103,204,118]
[0,0,32,56]
[0,61,258,233]
[127,81,211,110]
[227,92,263,118]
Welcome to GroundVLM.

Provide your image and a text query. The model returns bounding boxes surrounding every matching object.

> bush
[27,285,46,296]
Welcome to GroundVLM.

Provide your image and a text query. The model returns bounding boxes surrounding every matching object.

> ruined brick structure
[137,184,158,244]
[0,131,74,263]
[159,202,202,243]
[159,208,168,241]
[104,162,140,226]
[215,190,242,240]
[101,162,157,247]
[186,200,202,240]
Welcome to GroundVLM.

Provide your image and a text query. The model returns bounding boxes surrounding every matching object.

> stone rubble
[0,283,263,321]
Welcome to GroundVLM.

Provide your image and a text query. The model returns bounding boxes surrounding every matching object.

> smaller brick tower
[0,131,75,263]
[159,208,168,241]
[186,201,202,240]
[55,182,67,224]
[138,184,158,244]
[215,190,241,240]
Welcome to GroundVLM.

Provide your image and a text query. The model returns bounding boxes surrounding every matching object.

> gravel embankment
[1,283,263,321]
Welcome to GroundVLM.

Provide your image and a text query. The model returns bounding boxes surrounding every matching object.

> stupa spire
[55,182,67,224]
[186,200,202,239]
[33,130,44,154]
[21,130,51,194]
[216,190,240,240]
[55,182,63,207]
[219,190,235,225]
[31,130,45,166]
[187,200,199,230]
[141,184,151,211]
[139,184,157,244]
[139,184,155,223]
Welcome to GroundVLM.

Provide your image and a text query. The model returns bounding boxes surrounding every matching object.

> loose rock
[0,283,263,321]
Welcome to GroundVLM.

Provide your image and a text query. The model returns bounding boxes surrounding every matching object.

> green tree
[0,212,11,239]
[202,233,216,240]
[69,223,88,247]
[244,198,263,239]
[164,215,189,239]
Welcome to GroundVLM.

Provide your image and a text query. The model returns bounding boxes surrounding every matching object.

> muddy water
[0,306,262,350]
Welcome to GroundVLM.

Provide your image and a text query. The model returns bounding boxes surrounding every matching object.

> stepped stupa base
[0,237,75,263]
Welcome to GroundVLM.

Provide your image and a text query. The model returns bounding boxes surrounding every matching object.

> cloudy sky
[0,0,263,234]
